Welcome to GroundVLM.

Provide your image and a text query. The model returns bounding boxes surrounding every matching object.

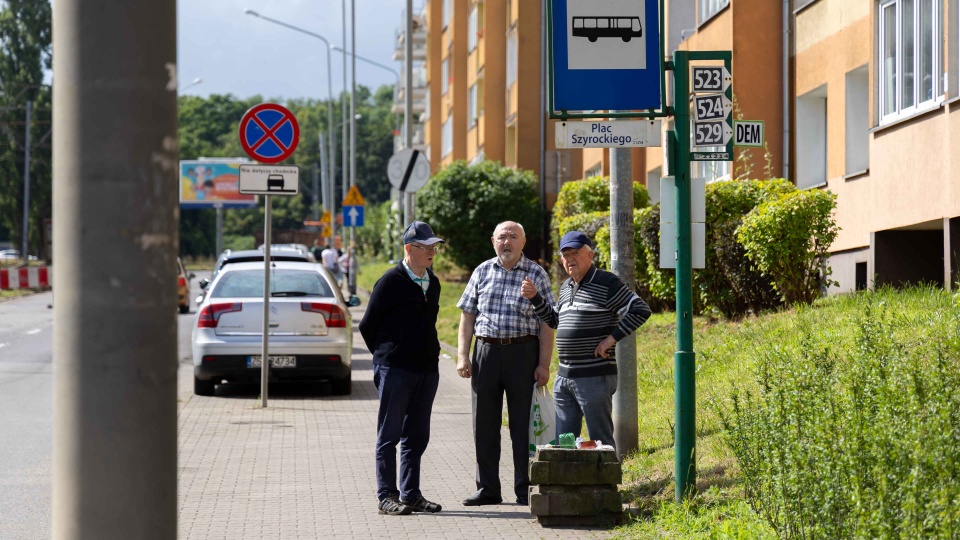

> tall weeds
[721,288,960,538]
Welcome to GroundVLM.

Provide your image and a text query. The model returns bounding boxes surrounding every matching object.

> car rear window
[211,269,335,298]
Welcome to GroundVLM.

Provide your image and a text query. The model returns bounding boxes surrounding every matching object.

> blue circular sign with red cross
[238,103,300,164]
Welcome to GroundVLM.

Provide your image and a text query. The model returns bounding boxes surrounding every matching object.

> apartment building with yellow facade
[407,0,960,293]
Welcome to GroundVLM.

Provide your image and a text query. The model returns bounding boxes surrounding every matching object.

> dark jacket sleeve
[359,275,386,352]
[530,292,559,329]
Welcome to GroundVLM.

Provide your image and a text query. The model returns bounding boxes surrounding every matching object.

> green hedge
[721,288,960,538]
[417,160,541,270]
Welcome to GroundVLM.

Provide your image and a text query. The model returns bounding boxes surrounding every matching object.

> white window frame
[468,5,479,52]
[441,57,450,95]
[506,30,518,87]
[468,83,478,126]
[442,116,453,157]
[699,0,729,25]
[443,0,452,29]
[878,0,942,125]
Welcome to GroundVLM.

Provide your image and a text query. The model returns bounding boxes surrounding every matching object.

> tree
[0,0,52,255]
[417,161,541,270]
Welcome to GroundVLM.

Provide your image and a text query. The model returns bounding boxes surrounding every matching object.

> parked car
[177,257,195,314]
[0,249,38,262]
[191,261,361,396]
[195,248,315,306]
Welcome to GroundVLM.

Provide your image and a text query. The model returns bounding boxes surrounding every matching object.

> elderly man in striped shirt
[521,230,651,454]
[456,221,556,507]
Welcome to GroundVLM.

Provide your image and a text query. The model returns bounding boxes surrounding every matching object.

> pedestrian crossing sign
[342,185,366,206]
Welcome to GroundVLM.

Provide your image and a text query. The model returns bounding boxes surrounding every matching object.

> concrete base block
[529,460,623,485]
[536,512,619,527]
[529,485,622,517]
[534,447,619,464]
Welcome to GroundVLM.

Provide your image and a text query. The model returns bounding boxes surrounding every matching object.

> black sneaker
[401,495,442,513]
[378,497,413,516]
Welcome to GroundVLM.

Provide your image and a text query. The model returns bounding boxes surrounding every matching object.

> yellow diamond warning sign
[342,185,366,206]
[321,225,333,237]
[320,210,332,224]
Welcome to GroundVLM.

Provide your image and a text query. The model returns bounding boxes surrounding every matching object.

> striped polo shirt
[531,265,651,378]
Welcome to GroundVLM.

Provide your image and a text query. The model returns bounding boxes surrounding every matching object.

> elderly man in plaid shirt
[456,221,556,507]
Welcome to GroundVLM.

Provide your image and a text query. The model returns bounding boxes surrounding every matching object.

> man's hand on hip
[594,335,617,359]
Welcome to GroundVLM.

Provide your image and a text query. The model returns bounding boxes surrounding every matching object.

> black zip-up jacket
[359,262,441,373]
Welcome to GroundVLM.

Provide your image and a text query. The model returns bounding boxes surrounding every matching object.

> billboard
[179,159,258,209]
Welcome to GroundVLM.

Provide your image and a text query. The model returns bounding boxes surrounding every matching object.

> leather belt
[476,335,537,345]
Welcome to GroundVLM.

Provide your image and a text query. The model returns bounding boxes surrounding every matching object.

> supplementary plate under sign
[555,120,661,148]
[691,151,731,161]
[238,165,300,196]
[248,356,297,368]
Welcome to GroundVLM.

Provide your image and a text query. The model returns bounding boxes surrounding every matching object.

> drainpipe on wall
[783,0,791,181]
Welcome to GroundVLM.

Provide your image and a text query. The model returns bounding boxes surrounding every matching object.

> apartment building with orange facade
[408,0,960,293]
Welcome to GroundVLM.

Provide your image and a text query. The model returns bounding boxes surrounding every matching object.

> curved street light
[178,77,203,92]
[244,9,340,242]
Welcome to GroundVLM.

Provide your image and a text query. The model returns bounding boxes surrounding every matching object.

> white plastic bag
[529,382,557,457]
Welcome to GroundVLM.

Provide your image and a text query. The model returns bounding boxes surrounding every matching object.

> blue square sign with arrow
[343,205,364,227]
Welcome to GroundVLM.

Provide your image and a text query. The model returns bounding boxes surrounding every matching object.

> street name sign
[555,120,661,148]
[238,103,300,164]
[343,206,365,227]
[692,93,732,122]
[387,148,431,192]
[692,121,733,148]
[550,0,662,111]
[238,165,300,196]
[734,120,765,147]
[691,66,732,93]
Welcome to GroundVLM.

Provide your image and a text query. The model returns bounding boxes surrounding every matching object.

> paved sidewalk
[177,302,613,540]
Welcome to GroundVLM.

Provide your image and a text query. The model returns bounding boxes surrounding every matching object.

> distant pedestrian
[456,221,555,507]
[520,231,651,455]
[338,245,352,289]
[311,239,324,261]
[359,221,445,516]
[320,242,342,282]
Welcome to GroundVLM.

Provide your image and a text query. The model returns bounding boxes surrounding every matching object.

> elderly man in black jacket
[359,221,445,517]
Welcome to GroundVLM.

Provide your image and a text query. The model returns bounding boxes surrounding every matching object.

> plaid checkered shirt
[457,255,556,338]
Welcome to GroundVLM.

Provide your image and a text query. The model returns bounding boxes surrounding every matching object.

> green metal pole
[672,50,697,501]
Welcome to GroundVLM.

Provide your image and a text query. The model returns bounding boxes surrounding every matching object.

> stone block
[528,460,622,485]
[534,447,618,464]
[529,485,622,517]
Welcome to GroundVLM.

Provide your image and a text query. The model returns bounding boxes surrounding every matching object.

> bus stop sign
[238,103,300,164]
[551,0,662,111]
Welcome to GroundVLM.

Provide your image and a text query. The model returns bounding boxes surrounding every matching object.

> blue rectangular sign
[551,0,662,111]
[342,206,364,228]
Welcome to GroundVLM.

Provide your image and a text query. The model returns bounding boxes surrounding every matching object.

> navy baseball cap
[559,231,593,251]
[402,221,445,245]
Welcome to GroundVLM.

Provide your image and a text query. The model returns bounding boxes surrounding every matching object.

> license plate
[247,356,297,368]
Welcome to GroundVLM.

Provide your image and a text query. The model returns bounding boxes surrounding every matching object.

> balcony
[394,122,426,152]
[393,14,427,61]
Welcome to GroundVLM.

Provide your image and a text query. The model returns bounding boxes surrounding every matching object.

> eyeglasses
[411,243,442,254]
[559,249,582,260]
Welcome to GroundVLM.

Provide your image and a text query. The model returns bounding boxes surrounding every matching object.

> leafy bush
[354,200,394,261]
[594,208,668,310]
[700,179,795,317]
[738,189,839,305]
[417,160,541,270]
[721,289,960,538]
[550,176,649,247]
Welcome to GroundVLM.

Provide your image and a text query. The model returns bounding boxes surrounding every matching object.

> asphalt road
[0,272,208,540]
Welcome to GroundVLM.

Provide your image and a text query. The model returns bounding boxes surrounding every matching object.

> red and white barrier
[0,266,51,290]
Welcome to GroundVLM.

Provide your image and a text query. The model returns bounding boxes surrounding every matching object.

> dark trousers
[374,364,439,501]
[471,338,538,500]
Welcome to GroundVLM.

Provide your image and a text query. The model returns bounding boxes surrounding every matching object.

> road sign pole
[261,195,272,408]
[673,50,696,501]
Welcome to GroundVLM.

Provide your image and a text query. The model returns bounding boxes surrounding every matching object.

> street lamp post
[244,9,339,243]
[178,77,203,93]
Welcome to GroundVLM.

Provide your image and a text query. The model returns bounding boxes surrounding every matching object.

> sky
[177,0,418,100]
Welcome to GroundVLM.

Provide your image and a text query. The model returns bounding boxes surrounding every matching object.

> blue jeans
[553,374,617,454]
[373,364,439,502]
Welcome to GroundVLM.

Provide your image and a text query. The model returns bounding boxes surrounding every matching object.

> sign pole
[261,194,272,408]
[673,50,696,501]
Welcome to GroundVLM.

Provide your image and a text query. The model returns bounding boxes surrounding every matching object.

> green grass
[0,289,33,299]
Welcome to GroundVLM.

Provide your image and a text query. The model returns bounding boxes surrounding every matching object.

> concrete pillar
[609,146,637,457]
[52,1,178,538]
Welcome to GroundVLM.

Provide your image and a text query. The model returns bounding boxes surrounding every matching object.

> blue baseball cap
[559,231,593,251]
[402,221,445,245]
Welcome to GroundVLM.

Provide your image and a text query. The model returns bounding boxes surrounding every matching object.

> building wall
[482,0,506,164]
[424,0,442,170]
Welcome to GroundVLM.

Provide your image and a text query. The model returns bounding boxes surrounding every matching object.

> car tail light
[197,302,243,328]
[178,277,186,288]
[300,302,346,327]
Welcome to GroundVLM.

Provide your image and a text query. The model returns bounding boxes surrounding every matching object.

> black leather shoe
[516,497,528,506]
[462,492,502,506]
